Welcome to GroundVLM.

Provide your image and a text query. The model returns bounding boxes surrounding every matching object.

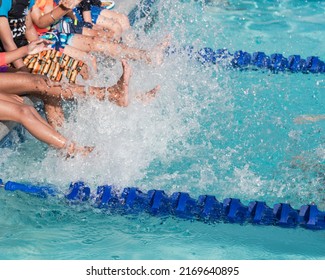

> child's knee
[110,23,123,38]
[18,105,35,122]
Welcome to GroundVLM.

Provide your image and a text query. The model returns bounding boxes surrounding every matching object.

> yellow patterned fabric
[24,49,84,83]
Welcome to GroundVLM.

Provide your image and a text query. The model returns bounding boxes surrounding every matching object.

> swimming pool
[0,0,325,259]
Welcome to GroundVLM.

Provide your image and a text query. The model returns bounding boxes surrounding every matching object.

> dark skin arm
[25,12,39,42]
[2,40,51,65]
[0,17,25,69]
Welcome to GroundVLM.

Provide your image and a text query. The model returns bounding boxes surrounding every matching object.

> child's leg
[0,72,88,100]
[69,34,170,65]
[82,26,116,42]
[98,9,131,33]
[0,71,130,106]
[63,45,97,73]
[94,60,160,107]
[1,94,54,129]
[43,96,65,128]
[0,92,24,103]
[69,34,147,61]
[0,96,67,149]
[89,6,125,40]
[95,15,123,40]
[105,59,130,107]
[0,94,93,155]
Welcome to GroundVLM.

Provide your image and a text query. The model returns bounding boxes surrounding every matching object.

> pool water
[0,190,324,260]
[0,0,325,259]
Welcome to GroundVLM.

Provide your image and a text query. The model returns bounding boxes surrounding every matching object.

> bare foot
[87,54,98,74]
[65,142,94,158]
[136,85,161,105]
[148,35,171,65]
[79,64,90,80]
[107,59,131,107]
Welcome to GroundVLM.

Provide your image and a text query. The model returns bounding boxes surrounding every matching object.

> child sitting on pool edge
[0,40,92,156]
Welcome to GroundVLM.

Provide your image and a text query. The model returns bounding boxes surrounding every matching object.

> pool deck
[0,0,138,145]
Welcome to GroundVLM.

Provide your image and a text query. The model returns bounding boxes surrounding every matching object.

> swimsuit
[24,49,85,83]
[0,0,35,51]
[53,17,93,34]
[74,0,104,24]
[0,66,9,72]
[40,30,75,51]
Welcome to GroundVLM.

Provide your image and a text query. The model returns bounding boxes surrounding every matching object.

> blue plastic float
[165,46,325,74]
[129,0,325,74]
[1,1,324,232]
[1,179,324,230]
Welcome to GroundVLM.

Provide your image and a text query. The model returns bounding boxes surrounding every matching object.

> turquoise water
[0,190,325,260]
[0,0,325,259]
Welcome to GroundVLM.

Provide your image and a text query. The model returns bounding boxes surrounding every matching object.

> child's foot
[149,35,171,65]
[136,85,161,105]
[107,59,131,107]
[79,64,90,80]
[87,54,98,74]
[65,142,94,158]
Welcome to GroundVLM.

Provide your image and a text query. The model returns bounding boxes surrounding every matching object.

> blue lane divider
[1,179,324,230]
[128,0,324,74]
[166,46,325,74]
[3,181,57,198]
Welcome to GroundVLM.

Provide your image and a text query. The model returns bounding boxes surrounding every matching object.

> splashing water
[1,0,325,210]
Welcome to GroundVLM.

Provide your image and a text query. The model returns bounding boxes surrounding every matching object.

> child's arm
[25,12,40,42]
[31,0,82,29]
[0,48,29,66]
[0,40,51,66]
[0,17,25,69]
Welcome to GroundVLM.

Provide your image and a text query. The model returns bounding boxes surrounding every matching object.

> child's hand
[27,39,52,55]
[59,0,83,10]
